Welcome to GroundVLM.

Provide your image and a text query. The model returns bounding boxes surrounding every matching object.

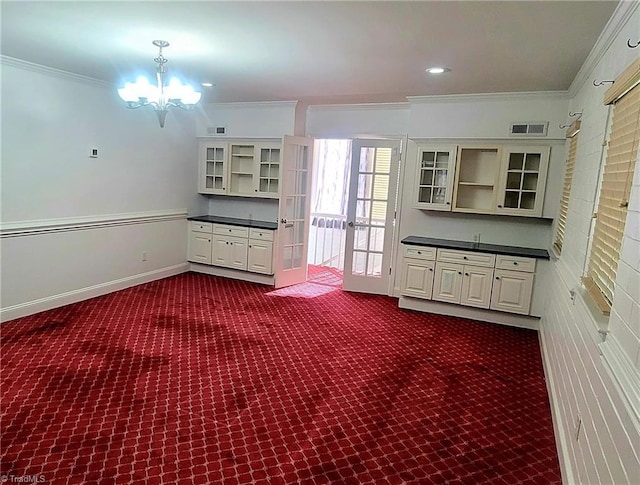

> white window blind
[553,120,580,253]
[583,64,639,313]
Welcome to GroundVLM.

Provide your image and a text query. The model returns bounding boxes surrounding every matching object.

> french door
[343,139,401,294]
[274,136,314,288]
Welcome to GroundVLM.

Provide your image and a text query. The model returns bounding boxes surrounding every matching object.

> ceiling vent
[509,122,548,137]
[207,126,227,136]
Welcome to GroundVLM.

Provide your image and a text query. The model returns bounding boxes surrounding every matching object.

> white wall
[0,59,203,320]
[408,92,568,139]
[195,101,297,138]
[206,196,279,222]
[539,2,640,483]
[306,103,410,138]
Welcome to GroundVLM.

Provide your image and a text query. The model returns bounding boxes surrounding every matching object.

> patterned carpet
[1,271,561,484]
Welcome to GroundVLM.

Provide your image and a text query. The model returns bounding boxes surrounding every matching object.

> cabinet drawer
[213,224,249,238]
[437,249,495,267]
[249,228,274,241]
[404,245,436,261]
[495,255,536,273]
[189,221,213,233]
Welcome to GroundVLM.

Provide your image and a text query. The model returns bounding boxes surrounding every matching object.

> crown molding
[407,91,569,104]
[307,102,410,112]
[568,0,640,98]
[0,55,113,88]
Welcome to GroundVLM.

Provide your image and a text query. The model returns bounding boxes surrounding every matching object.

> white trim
[568,0,640,97]
[599,336,640,432]
[0,209,188,238]
[0,263,189,323]
[307,102,410,112]
[189,262,275,285]
[0,55,113,88]
[407,91,569,104]
[539,322,576,485]
[398,296,540,331]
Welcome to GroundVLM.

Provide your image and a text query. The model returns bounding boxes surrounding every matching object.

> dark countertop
[401,236,550,259]
[188,215,278,231]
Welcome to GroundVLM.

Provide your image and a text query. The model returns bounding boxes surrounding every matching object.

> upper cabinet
[495,146,550,217]
[415,143,551,218]
[452,146,502,214]
[413,145,457,211]
[199,143,228,195]
[199,140,281,198]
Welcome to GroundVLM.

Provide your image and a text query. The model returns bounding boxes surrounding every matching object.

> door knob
[348,221,354,227]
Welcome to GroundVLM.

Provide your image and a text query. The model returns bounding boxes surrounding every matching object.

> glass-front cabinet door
[198,142,228,195]
[496,146,550,217]
[414,145,457,211]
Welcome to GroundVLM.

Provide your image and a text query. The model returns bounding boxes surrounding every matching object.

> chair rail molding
[0,209,188,238]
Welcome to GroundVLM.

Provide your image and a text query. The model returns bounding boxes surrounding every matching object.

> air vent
[207,126,227,135]
[509,122,548,137]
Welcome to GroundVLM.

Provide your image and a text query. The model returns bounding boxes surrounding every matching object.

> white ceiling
[0,1,619,104]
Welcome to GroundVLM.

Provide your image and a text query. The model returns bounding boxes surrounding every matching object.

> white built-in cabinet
[188,221,274,275]
[400,245,537,315]
[414,145,457,210]
[400,246,437,299]
[414,144,550,217]
[198,141,281,198]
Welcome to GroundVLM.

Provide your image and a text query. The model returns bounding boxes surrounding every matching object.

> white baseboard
[0,263,189,322]
[189,263,275,286]
[398,296,540,331]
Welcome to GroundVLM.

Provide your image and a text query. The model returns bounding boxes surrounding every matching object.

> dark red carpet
[1,271,561,484]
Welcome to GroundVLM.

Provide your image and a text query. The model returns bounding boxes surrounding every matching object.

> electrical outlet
[575,414,582,441]
[142,251,148,262]
[89,148,98,158]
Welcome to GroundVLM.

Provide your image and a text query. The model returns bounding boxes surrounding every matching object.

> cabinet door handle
[417,251,422,255]
[249,245,252,248]
[458,271,462,275]
[255,189,258,192]
[429,268,433,272]
[446,202,451,205]
[498,204,503,208]
[463,256,467,260]
[495,276,500,280]
[513,261,519,265]
[225,242,229,245]
[465,272,469,276]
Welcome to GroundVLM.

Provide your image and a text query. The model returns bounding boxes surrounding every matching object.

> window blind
[583,72,639,313]
[553,120,581,253]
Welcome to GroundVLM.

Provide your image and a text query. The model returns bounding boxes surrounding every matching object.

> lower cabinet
[432,262,494,309]
[188,230,213,264]
[212,235,248,270]
[490,269,534,315]
[400,245,536,315]
[401,258,435,299]
[188,221,274,275]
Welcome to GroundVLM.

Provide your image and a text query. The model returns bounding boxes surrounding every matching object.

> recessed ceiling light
[426,67,451,74]
[201,82,214,87]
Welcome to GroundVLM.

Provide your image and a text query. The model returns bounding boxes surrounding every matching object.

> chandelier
[118,40,202,128]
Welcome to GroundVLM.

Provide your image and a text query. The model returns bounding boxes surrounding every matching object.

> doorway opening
[307,139,352,286]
